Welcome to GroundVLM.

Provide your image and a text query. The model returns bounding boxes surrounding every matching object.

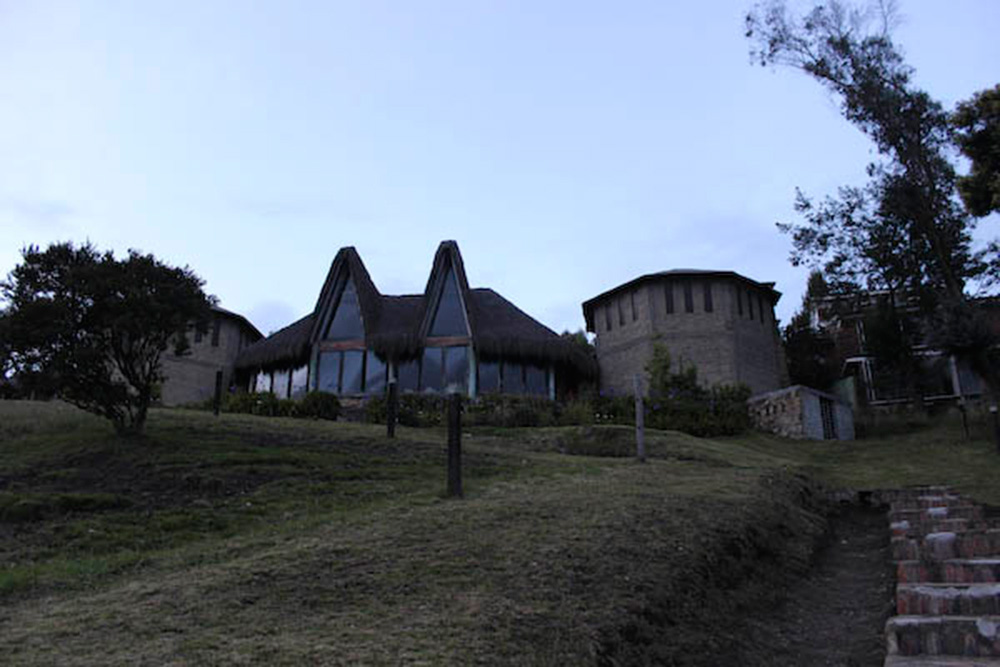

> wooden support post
[213,370,223,417]
[634,374,646,463]
[447,392,463,498]
[386,379,398,439]
[991,405,1000,455]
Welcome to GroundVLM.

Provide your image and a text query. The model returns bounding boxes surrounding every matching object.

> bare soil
[738,505,893,667]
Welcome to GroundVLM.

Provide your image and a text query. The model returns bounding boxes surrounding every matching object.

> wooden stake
[213,370,223,416]
[634,374,646,463]
[386,379,398,438]
[447,392,463,497]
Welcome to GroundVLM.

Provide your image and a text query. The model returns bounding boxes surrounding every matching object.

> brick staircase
[883,486,1000,666]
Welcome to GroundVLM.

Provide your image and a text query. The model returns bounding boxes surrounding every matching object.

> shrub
[298,392,341,420]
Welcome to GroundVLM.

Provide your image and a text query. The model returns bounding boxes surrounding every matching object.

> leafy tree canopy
[1,242,214,434]
[746,0,995,300]
[953,83,1000,218]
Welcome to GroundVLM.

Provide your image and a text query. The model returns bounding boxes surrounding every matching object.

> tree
[953,83,1000,218]
[782,271,839,389]
[745,0,993,301]
[746,0,1000,400]
[1,242,214,435]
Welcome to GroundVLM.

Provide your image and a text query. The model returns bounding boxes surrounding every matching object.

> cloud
[0,198,76,231]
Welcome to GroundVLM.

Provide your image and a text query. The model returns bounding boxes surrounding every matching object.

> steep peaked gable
[418,241,474,340]
[309,247,381,345]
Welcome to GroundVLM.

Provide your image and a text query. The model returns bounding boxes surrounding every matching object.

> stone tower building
[582,270,787,396]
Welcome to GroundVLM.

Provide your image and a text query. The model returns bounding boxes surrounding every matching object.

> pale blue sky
[1,0,998,336]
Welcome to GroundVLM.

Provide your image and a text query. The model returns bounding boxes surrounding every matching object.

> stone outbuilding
[582,270,787,396]
[747,385,855,440]
[160,306,263,406]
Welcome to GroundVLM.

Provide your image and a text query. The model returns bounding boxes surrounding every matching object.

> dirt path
[742,506,892,666]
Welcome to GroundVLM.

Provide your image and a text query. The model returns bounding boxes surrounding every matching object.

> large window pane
[429,267,468,337]
[271,369,290,399]
[290,365,308,399]
[255,371,270,393]
[326,278,365,340]
[478,360,500,394]
[341,350,364,394]
[503,361,524,394]
[421,348,443,392]
[398,359,420,392]
[525,365,547,396]
[318,351,341,393]
[443,346,468,394]
[365,351,386,395]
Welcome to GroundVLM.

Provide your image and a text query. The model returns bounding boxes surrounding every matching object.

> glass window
[398,358,420,392]
[478,360,500,393]
[525,365,547,396]
[211,317,221,347]
[443,346,469,394]
[665,282,674,314]
[341,350,364,394]
[703,282,713,313]
[421,347,443,392]
[503,361,524,394]
[683,282,694,313]
[318,351,341,394]
[271,369,290,399]
[290,365,308,399]
[429,267,469,337]
[254,371,269,393]
[326,277,365,341]
[365,351,386,395]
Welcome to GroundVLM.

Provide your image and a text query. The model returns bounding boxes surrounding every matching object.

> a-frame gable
[420,241,473,340]
[310,247,380,344]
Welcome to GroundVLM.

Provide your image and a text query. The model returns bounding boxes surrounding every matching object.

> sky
[1,0,998,338]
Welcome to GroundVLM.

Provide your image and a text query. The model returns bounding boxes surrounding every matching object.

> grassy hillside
[1,401,998,665]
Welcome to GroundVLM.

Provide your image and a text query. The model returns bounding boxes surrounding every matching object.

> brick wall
[591,275,784,396]
[160,314,256,406]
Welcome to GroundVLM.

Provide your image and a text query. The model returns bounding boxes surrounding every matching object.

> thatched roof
[235,241,596,378]
[234,313,314,371]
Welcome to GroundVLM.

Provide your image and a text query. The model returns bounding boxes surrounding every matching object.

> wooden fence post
[213,370,223,416]
[991,405,1000,455]
[634,374,646,463]
[386,379,398,439]
[447,392,463,498]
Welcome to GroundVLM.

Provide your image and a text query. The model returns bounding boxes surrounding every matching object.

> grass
[1,400,999,665]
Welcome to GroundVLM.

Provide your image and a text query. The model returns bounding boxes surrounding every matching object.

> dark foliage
[1,242,213,434]
[746,1,993,300]
[953,84,1000,219]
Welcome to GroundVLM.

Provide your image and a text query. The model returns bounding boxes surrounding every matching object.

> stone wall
[590,275,784,396]
[160,314,257,406]
[748,385,855,440]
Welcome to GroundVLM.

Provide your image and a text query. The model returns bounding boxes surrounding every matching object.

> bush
[298,392,341,420]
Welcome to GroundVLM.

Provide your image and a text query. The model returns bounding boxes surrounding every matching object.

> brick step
[898,584,1000,616]
[893,531,1000,561]
[886,616,1000,657]
[890,494,966,511]
[885,655,1000,666]
[882,488,957,506]
[892,519,986,538]
[898,560,1000,585]
[891,507,985,523]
